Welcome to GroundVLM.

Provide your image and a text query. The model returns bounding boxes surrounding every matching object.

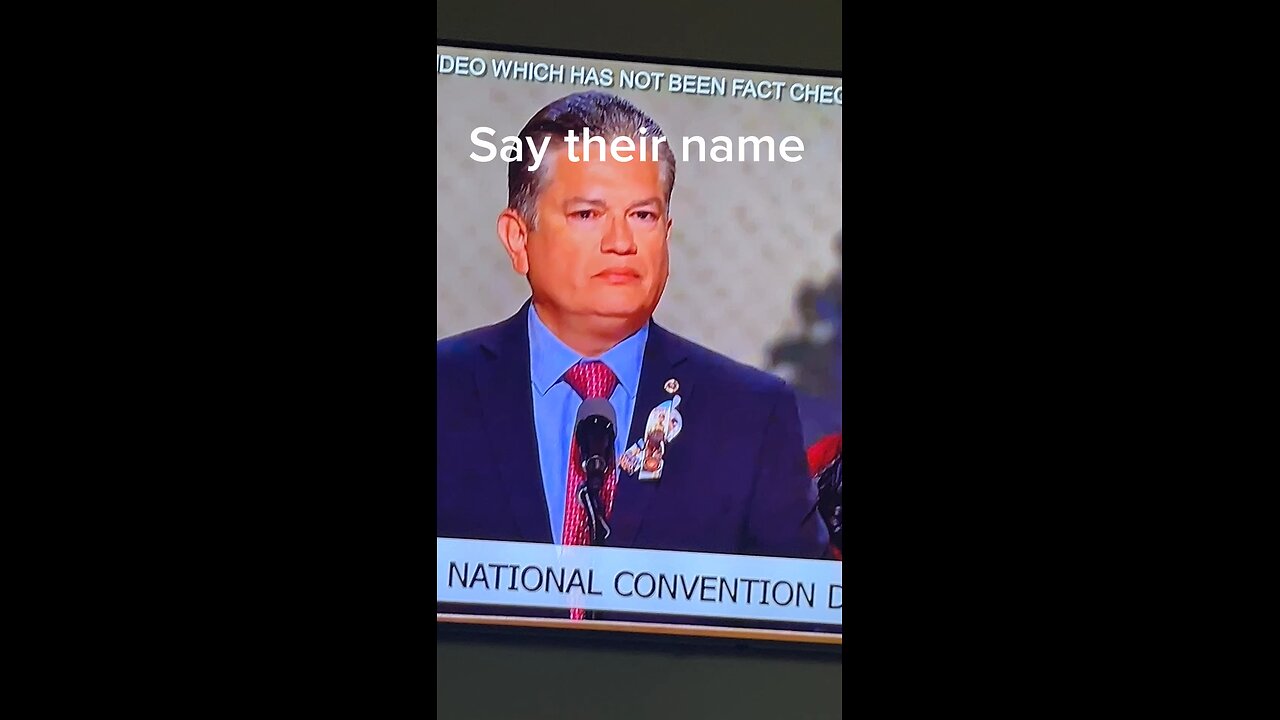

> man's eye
[632,211,655,220]
[572,210,596,220]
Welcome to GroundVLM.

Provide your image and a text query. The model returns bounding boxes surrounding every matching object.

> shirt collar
[527,304,648,399]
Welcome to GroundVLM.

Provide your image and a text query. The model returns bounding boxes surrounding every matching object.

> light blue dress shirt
[528,305,649,544]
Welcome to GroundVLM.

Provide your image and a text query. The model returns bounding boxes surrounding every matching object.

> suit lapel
[610,322,690,547]
[475,303,552,543]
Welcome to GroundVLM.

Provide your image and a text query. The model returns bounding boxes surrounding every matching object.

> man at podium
[437,91,830,562]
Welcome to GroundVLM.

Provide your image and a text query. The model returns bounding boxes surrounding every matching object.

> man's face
[508,143,671,326]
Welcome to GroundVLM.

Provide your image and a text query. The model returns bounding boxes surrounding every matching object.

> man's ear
[497,209,530,275]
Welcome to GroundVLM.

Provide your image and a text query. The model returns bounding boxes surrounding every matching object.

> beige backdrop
[436,45,841,375]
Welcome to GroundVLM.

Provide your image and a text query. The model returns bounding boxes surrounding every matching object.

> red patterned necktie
[561,360,619,620]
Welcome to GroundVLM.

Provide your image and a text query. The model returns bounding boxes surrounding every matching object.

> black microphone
[574,398,616,545]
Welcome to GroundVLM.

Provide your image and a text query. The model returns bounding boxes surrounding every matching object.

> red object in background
[806,434,841,475]
[806,433,842,561]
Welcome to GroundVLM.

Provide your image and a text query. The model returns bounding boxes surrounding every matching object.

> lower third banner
[437,538,843,626]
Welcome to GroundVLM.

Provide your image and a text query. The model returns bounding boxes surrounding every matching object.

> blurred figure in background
[767,232,841,446]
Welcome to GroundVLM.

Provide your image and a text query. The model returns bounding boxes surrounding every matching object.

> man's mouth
[595,268,640,283]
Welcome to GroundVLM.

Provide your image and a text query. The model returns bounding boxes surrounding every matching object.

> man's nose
[601,215,637,254]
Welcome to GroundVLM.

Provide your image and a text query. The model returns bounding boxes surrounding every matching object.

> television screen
[437,41,842,645]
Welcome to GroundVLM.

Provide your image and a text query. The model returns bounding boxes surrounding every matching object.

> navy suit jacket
[437,303,829,560]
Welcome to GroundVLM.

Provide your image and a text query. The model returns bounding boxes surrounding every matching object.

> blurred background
[436,45,842,444]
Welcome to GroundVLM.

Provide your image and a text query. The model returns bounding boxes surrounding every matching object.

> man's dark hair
[508,91,677,229]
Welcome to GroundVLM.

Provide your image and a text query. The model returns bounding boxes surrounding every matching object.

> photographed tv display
[437,40,842,645]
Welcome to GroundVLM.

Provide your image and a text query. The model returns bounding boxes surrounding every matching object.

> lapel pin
[664,378,679,394]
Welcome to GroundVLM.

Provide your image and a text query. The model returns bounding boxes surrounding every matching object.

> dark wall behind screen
[438,0,842,74]
[436,1,842,717]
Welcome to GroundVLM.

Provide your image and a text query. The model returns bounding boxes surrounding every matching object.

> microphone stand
[580,457,612,546]
[579,457,612,620]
